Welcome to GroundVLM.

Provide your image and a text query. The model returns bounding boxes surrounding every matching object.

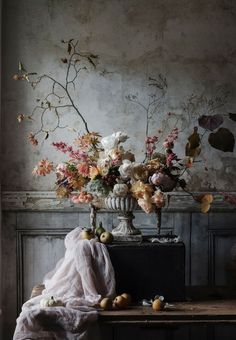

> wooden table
[98,300,236,339]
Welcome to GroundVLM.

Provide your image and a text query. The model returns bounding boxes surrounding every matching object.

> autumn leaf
[229,113,236,122]
[67,43,72,54]
[208,127,235,152]
[201,202,211,213]
[87,56,96,67]
[185,127,201,158]
[18,61,27,72]
[198,114,223,131]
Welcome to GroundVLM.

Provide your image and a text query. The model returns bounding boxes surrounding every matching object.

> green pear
[95,222,106,237]
[100,231,113,244]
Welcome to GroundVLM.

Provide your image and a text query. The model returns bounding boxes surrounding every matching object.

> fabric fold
[13,227,116,340]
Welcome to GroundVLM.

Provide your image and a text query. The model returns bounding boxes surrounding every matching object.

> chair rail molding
[2,190,235,212]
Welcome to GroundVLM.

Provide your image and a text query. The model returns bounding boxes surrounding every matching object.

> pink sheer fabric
[13,227,116,339]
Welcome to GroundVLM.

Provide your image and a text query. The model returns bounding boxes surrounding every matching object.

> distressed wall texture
[1,0,236,191]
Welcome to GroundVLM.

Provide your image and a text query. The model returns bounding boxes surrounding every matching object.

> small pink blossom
[71,192,93,204]
[32,159,54,176]
[53,142,70,153]
[166,151,177,167]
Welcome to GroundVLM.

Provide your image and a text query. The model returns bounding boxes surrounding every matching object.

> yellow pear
[121,293,131,305]
[114,295,128,309]
[152,298,165,311]
[100,297,113,310]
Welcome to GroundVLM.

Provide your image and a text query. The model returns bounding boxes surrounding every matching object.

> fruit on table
[99,297,113,310]
[114,295,128,308]
[100,231,114,244]
[121,293,131,305]
[80,228,95,240]
[95,222,106,237]
[152,296,165,311]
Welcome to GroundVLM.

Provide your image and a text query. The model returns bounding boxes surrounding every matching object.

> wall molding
[2,191,235,212]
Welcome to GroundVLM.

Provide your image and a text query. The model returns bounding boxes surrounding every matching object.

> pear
[95,222,106,238]
[100,231,113,244]
[121,293,131,305]
[100,297,113,310]
[80,228,95,240]
[113,295,128,309]
[152,296,165,311]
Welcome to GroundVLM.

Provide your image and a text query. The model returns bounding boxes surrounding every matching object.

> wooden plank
[173,212,191,285]
[191,213,209,286]
[98,300,236,323]
[2,212,18,340]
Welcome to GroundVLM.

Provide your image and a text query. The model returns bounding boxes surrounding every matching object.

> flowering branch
[14,39,98,144]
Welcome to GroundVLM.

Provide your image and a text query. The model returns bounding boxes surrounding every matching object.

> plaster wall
[1,0,236,191]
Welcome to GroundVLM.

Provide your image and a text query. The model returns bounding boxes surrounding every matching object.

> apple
[80,228,95,240]
[99,297,113,310]
[121,293,131,305]
[100,231,113,244]
[114,295,128,309]
[152,297,165,311]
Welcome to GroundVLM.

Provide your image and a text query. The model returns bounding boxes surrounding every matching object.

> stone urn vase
[105,196,141,237]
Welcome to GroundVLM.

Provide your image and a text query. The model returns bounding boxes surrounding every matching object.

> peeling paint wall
[1,0,236,191]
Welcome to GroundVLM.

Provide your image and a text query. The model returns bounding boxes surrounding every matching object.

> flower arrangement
[16,39,236,235]
[32,127,212,232]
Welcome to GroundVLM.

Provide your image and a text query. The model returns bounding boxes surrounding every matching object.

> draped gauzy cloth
[13,227,116,340]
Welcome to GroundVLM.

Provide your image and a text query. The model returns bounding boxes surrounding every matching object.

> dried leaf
[61,58,68,63]
[201,194,213,204]
[187,127,200,149]
[67,43,72,55]
[208,127,235,152]
[229,113,236,122]
[185,144,201,158]
[198,114,223,131]
[201,202,211,213]
[17,114,24,123]
[87,56,96,67]
[45,131,49,140]
[18,61,27,72]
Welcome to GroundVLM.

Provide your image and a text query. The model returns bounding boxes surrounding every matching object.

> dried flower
[28,133,38,146]
[17,114,24,123]
[32,159,53,176]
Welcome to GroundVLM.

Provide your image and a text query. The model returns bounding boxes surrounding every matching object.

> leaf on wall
[229,113,236,122]
[185,127,201,157]
[208,128,235,152]
[198,114,223,131]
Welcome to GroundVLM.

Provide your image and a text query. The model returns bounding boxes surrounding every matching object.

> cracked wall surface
[1,0,236,191]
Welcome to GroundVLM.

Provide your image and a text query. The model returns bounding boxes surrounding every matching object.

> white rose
[101,131,129,152]
[119,160,133,180]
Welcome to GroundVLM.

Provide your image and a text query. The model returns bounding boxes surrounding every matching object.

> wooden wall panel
[18,230,67,306]
[2,191,236,339]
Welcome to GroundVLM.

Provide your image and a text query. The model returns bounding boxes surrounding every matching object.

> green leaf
[208,127,235,152]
